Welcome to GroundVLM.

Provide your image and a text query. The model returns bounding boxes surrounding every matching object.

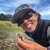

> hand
[15,37,47,50]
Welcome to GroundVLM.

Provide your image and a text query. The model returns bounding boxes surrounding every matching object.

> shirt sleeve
[47,26,50,44]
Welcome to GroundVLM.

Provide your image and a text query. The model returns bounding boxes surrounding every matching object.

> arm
[47,26,50,50]
[47,26,50,44]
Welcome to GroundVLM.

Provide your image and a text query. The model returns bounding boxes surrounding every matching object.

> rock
[0,31,17,50]
[0,32,7,39]
[0,31,25,50]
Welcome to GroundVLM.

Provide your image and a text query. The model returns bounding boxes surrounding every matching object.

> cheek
[20,25,25,30]
[20,24,28,31]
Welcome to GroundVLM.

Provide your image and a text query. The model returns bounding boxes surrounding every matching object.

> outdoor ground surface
[0,21,26,50]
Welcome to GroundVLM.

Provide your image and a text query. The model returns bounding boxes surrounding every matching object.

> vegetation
[0,21,26,50]
[0,13,26,50]
[0,13,23,31]
[0,21,24,32]
[0,13,12,21]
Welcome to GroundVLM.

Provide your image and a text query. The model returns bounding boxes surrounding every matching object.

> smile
[26,24,32,29]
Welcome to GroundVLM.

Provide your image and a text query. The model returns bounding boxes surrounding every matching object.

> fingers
[16,37,47,50]
[17,38,29,49]
[22,37,40,45]
[15,43,24,50]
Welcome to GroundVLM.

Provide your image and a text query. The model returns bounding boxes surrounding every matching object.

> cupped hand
[15,37,47,50]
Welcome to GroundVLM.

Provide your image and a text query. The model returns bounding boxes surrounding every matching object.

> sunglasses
[17,12,33,26]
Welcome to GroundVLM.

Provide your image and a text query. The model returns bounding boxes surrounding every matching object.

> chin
[27,30,34,33]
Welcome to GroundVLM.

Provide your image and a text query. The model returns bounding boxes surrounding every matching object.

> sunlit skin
[20,13,38,33]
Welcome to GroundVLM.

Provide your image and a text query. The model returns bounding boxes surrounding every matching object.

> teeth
[26,24,32,28]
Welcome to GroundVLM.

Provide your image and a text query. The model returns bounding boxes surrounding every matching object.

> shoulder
[47,26,50,37]
[43,19,50,24]
[42,19,50,27]
[47,26,50,44]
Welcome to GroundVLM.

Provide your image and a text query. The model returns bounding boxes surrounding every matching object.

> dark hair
[32,11,41,21]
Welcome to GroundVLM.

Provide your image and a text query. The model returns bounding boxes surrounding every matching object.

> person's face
[18,12,38,33]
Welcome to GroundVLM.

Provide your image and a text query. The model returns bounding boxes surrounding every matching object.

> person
[11,4,50,50]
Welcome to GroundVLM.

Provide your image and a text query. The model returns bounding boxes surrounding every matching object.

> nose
[23,19,28,24]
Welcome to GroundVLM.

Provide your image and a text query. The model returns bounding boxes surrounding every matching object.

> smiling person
[11,4,50,50]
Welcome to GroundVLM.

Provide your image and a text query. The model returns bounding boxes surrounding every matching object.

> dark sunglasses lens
[23,12,33,19]
[24,15,32,19]
[17,12,33,26]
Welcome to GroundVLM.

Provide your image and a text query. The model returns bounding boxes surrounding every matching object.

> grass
[0,20,26,37]
[0,20,26,36]
[0,20,26,40]
[0,21,24,32]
